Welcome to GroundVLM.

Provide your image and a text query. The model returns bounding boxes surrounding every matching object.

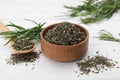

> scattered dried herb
[116,66,119,68]
[113,49,116,52]
[0,19,45,45]
[44,22,85,46]
[95,30,120,42]
[76,54,117,75]
[96,51,99,54]
[64,0,120,24]
[6,51,40,65]
[119,33,120,36]
[12,38,34,50]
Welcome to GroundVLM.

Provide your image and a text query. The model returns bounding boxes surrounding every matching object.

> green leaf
[0,31,17,35]
[7,22,25,31]
[24,19,39,25]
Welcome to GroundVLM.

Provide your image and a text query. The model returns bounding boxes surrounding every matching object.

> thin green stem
[95,30,120,43]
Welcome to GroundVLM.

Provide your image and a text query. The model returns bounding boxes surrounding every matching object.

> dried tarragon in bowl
[44,22,86,46]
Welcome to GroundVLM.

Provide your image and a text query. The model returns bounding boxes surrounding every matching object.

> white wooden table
[0,0,120,80]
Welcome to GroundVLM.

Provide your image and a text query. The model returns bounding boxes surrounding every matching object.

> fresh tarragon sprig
[64,0,120,24]
[0,19,46,45]
[96,30,120,42]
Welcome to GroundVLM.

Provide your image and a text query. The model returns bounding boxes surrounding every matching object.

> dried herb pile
[12,38,34,50]
[64,0,120,24]
[76,54,117,75]
[44,22,85,46]
[6,51,41,65]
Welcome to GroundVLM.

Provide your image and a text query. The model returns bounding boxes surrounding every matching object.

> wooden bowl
[40,22,89,62]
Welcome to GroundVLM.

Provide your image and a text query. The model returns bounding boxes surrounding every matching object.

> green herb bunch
[0,19,45,45]
[96,30,120,42]
[64,0,120,24]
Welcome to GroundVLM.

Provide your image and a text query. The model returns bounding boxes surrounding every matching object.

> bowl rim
[41,22,89,48]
